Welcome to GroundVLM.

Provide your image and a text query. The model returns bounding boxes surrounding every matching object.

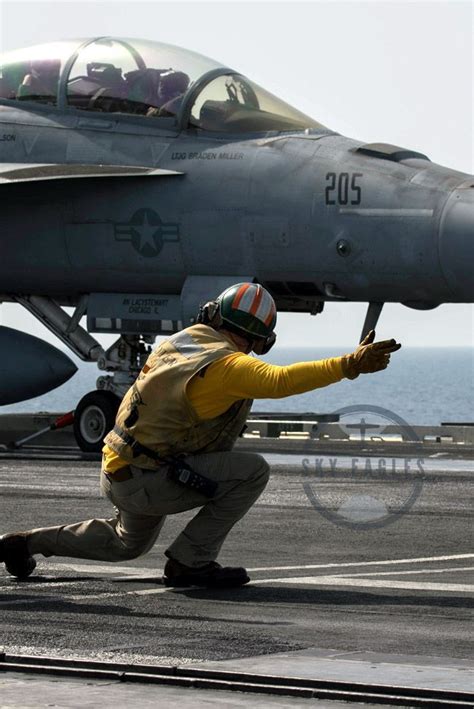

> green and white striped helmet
[217,282,277,340]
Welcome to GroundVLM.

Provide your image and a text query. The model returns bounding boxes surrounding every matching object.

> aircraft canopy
[0,37,323,133]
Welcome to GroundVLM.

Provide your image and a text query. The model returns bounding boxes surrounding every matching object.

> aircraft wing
[0,163,183,184]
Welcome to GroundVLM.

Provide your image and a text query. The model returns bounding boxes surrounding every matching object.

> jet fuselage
[0,104,472,312]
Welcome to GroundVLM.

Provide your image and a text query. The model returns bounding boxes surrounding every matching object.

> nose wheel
[73,390,120,453]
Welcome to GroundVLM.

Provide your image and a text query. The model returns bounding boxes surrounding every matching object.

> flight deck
[0,416,472,707]
[1,30,473,708]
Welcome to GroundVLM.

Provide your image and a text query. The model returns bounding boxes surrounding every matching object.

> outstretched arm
[220,330,402,399]
[187,332,402,418]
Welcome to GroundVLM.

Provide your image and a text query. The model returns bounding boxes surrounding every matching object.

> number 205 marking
[325,172,363,205]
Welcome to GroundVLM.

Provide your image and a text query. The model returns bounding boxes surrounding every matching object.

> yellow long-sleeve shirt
[102,352,344,472]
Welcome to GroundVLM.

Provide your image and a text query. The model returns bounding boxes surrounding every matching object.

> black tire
[73,390,120,453]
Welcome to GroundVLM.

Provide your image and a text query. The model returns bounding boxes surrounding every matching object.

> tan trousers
[27,451,270,568]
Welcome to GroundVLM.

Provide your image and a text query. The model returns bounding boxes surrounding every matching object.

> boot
[0,533,36,579]
[163,557,249,588]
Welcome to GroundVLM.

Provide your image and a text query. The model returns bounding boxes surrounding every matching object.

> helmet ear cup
[253,331,276,355]
[197,300,223,328]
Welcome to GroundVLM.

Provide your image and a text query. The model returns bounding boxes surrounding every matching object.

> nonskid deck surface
[0,451,472,705]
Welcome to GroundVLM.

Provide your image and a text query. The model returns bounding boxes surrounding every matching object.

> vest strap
[113,425,166,462]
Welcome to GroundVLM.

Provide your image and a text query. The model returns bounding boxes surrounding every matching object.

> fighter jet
[0,37,472,451]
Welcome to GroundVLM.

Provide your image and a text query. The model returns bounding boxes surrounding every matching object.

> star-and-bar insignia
[114,208,180,257]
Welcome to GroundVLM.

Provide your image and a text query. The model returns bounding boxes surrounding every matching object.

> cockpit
[0,37,324,133]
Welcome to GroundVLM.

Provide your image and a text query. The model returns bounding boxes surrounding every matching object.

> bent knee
[112,540,150,561]
[111,527,151,561]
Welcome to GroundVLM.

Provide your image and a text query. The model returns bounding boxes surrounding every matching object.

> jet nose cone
[439,183,474,301]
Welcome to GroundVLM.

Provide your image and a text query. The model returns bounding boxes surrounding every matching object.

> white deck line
[254,577,474,593]
[247,553,474,572]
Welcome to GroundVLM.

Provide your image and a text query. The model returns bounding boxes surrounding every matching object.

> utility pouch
[168,460,218,498]
[111,425,218,497]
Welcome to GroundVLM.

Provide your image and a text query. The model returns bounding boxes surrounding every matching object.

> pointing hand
[341,330,402,379]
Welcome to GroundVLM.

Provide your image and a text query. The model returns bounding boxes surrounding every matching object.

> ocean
[1,347,472,426]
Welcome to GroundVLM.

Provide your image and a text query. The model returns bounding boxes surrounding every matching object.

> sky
[0,0,472,348]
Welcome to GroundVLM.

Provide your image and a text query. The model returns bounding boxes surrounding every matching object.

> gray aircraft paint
[1,131,470,303]
[0,326,77,404]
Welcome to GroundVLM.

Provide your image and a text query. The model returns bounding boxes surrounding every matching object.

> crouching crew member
[0,283,401,588]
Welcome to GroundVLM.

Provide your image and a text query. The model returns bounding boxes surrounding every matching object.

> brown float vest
[104,324,252,469]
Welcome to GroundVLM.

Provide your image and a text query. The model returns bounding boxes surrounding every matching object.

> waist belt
[112,425,218,498]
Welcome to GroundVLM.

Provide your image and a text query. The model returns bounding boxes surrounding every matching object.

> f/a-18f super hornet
[0,37,472,450]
